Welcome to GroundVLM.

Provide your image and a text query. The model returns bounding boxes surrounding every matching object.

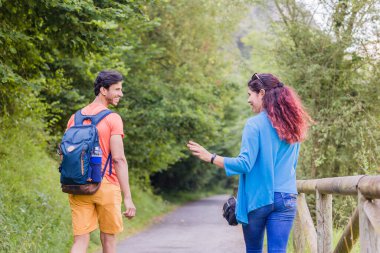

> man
[66,70,136,253]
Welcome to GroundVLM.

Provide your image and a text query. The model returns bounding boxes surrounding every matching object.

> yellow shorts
[68,178,123,235]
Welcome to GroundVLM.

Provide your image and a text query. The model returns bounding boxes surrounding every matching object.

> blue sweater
[224,111,300,224]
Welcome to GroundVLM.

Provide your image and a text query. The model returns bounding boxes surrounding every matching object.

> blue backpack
[58,109,113,195]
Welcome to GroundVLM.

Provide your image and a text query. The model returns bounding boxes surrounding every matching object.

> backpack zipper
[81,150,85,175]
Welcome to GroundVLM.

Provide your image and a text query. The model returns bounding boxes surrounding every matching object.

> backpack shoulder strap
[102,153,113,177]
[92,109,113,126]
[74,110,90,126]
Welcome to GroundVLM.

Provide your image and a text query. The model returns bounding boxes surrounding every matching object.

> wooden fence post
[358,191,380,253]
[293,208,306,253]
[293,193,317,253]
[296,176,380,252]
[316,190,332,253]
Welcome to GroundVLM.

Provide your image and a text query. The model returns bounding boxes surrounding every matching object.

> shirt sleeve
[224,121,260,176]
[108,113,125,138]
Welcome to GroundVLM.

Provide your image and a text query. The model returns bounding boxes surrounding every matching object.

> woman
[187,73,312,253]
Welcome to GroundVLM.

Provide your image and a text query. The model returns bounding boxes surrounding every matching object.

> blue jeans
[242,192,297,253]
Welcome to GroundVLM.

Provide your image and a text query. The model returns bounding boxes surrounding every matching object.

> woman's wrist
[210,153,217,164]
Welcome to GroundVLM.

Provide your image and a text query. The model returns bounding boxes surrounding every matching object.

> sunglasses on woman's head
[251,73,265,86]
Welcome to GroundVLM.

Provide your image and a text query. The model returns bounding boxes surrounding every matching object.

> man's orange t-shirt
[67,103,124,185]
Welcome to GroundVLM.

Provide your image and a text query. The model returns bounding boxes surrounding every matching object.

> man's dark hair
[94,70,123,96]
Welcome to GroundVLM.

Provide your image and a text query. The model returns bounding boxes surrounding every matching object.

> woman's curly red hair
[248,73,313,144]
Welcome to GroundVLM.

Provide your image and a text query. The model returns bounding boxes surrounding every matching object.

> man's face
[103,81,123,106]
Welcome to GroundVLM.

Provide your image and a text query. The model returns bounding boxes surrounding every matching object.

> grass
[332,228,360,253]
[161,186,231,204]
[0,127,72,252]
[0,123,229,252]
[0,127,174,253]
[0,126,364,252]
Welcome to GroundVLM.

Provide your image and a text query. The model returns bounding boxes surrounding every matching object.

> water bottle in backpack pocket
[89,146,102,183]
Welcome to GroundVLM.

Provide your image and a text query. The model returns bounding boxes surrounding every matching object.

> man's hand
[123,198,136,219]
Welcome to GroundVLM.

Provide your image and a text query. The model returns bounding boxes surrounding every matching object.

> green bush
[0,123,172,252]
[0,124,72,252]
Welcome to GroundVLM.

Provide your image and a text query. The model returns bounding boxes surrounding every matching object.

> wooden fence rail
[293,175,380,253]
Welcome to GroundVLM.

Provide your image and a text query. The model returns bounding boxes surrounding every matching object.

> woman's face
[247,88,265,113]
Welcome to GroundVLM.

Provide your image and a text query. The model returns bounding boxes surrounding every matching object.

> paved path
[116,195,245,253]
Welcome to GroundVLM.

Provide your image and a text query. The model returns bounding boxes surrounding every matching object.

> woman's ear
[259,89,266,97]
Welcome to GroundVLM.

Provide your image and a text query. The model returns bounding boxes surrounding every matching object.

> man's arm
[110,134,136,219]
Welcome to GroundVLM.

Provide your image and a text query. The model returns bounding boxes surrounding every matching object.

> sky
[298,0,379,58]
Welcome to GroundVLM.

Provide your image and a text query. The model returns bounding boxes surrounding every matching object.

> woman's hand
[187,141,212,163]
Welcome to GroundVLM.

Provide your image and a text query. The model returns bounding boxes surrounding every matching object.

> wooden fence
[293,175,380,253]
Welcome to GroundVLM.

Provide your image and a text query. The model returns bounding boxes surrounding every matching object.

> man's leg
[71,234,90,253]
[69,193,98,253]
[97,178,123,253]
[100,232,116,253]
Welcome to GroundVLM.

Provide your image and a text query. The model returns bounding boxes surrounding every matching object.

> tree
[270,0,380,178]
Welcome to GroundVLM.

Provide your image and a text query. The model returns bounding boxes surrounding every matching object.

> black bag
[222,196,238,226]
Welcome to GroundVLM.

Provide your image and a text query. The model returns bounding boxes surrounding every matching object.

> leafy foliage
[0,0,247,251]
[2,0,378,250]
[271,0,380,177]
[243,0,380,178]
[0,0,247,179]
